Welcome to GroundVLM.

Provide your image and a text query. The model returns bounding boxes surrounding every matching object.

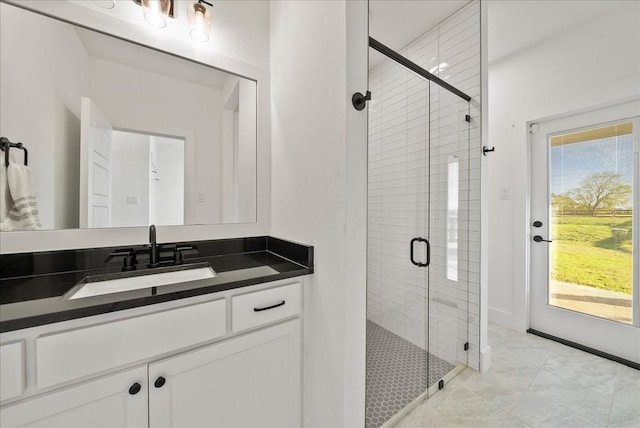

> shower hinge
[438,379,444,390]
[352,90,371,111]
[464,342,469,351]
[465,114,471,123]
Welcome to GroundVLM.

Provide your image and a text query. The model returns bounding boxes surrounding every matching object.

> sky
[550,135,633,206]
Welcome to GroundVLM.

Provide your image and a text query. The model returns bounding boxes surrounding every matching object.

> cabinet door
[0,366,147,428]
[149,319,301,428]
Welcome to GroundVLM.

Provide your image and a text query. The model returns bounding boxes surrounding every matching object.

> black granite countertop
[0,236,313,333]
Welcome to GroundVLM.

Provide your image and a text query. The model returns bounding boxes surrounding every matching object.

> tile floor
[366,321,455,428]
[395,323,640,427]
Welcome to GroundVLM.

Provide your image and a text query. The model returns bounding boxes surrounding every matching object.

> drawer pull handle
[154,376,166,388]
[129,382,142,395]
[254,300,286,312]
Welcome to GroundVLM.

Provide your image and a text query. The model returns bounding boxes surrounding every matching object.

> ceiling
[369,0,468,68]
[369,0,468,51]
[76,26,231,90]
[487,0,624,64]
[369,0,624,69]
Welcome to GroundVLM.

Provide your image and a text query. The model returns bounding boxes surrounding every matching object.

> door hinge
[529,123,539,134]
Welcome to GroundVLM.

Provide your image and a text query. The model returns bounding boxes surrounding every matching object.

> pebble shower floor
[366,320,455,427]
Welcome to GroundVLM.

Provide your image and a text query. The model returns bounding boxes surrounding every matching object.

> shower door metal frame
[368,37,472,103]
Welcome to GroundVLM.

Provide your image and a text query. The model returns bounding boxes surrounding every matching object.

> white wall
[236,79,258,223]
[270,1,368,426]
[487,1,640,331]
[0,3,88,230]
[110,131,150,228]
[222,78,239,222]
[222,76,258,224]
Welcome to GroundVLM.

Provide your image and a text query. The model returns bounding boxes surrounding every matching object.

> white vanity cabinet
[149,319,300,428]
[0,279,304,428]
[0,365,148,427]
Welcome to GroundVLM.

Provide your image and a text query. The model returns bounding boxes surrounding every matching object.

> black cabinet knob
[154,376,166,388]
[128,382,142,395]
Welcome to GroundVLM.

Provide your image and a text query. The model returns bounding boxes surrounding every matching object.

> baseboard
[488,306,514,328]
[480,345,492,372]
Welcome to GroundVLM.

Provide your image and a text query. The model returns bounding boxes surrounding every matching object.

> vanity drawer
[0,341,25,402]
[232,282,301,332]
[36,298,226,389]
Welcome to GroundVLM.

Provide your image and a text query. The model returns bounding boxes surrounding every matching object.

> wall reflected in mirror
[0,2,257,231]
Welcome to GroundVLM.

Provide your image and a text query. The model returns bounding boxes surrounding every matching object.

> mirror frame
[0,0,270,254]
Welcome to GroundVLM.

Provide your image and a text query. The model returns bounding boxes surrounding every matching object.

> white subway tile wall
[367,1,481,371]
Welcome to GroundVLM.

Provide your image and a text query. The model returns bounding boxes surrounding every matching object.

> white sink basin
[66,266,216,300]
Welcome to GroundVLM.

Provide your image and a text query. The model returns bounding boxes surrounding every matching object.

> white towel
[0,163,11,221]
[0,162,41,231]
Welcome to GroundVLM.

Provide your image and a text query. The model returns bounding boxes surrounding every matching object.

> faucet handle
[173,244,198,264]
[104,248,133,262]
[104,248,137,271]
[173,245,191,264]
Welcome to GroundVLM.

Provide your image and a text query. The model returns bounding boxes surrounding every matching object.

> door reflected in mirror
[84,126,186,228]
[0,2,257,231]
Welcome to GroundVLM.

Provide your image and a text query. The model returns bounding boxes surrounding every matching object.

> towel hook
[0,137,28,167]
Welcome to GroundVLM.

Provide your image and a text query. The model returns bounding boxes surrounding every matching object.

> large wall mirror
[0,2,257,232]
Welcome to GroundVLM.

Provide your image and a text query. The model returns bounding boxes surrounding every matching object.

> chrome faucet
[148,224,159,267]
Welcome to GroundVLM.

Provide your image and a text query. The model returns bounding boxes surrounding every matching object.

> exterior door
[80,97,112,228]
[530,101,640,363]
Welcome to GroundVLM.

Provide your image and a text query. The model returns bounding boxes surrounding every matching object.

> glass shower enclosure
[365,2,480,425]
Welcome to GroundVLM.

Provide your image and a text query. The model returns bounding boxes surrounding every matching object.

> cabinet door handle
[254,300,286,312]
[128,382,142,395]
[154,376,166,388]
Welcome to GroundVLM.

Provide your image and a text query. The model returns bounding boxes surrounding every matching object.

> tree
[551,193,579,215]
[569,172,631,215]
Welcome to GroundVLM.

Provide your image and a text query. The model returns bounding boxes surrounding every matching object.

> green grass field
[550,216,633,294]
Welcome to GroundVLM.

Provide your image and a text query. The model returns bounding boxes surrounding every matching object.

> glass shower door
[366,51,431,428]
[366,33,476,428]
[426,85,472,389]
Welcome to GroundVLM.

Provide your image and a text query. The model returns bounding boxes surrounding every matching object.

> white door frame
[527,100,640,364]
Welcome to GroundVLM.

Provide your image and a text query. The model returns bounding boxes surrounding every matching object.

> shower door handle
[410,237,430,267]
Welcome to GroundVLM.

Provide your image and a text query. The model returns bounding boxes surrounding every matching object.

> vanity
[0,236,313,427]
[0,0,308,425]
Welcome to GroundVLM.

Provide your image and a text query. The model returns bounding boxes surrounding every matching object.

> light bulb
[188,2,211,42]
[141,0,171,28]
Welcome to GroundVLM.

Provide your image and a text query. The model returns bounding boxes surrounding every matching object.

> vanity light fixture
[138,0,174,28]
[131,0,211,43]
[188,0,212,42]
